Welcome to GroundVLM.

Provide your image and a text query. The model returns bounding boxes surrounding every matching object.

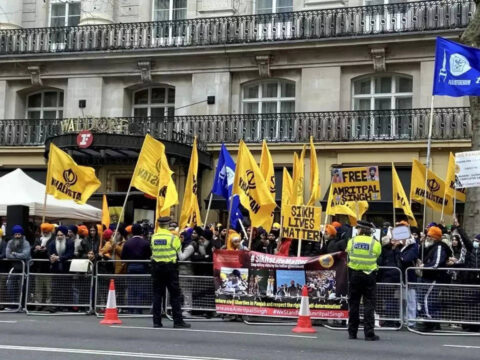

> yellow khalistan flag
[179,137,202,230]
[281,167,293,210]
[102,195,110,230]
[410,159,453,215]
[445,152,466,202]
[260,140,276,198]
[156,151,178,218]
[291,145,306,205]
[307,136,321,206]
[131,134,165,198]
[46,143,101,204]
[233,140,277,231]
[392,163,417,227]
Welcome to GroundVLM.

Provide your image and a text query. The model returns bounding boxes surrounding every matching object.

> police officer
[346,220,381,341]
[151,216,191,329]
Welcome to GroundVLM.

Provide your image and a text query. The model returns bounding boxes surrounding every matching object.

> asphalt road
[0,314,479,360]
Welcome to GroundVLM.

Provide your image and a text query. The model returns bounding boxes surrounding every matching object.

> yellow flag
[102,195,110,230]
[445,152,466,202]
[291,146,306,205]
[46,143,101,204]
[156,151,178,219]
[179,137,202,230]
[325,183,356,218]
[233,140,277,231]
[307,136,321,206]
[392,164,417,226]
[281,167,293,210]
[346,201,369,226]
[410,159,453,215]
[131,134,165,198]
[260,140,276,198]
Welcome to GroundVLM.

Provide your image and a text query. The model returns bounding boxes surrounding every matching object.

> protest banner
[455,150,480,189]
[282,205,322,242]
[331,166,381,202]
[213,250,348,319]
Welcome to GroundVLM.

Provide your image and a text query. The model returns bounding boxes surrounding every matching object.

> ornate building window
[255,0,293,14]
[132,87,175,118]
[50,1,81,27]
[26,90,64,119]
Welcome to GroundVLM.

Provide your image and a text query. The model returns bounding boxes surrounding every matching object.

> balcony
[0,108,471,147]
[0,0,474,56]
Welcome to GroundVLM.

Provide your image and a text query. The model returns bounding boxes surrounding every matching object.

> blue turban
[57,226,68,236]
[68,225,78,234]
[11,225,24,235]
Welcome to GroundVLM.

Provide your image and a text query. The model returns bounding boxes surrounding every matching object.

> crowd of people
[0,215,479,331]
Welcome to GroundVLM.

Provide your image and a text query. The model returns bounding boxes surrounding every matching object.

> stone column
[0,1,23,29]
[79,0,114,25]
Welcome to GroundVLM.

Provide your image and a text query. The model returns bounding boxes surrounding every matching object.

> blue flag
[211,144,243,229]
[433,37,480,97]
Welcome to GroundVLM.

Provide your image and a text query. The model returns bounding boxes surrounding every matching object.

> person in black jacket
[31,223,55,310]
[321,224,346,254]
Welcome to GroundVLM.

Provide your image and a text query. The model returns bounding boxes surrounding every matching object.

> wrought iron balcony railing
[0,0,474,55]
[0,108,471,147]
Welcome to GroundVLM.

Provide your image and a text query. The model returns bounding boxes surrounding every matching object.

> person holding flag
[211,144,243,231]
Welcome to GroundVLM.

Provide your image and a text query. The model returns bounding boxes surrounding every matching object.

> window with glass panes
[255,0,293,14]
[132,87,175,118]
[352,75,413,137]
[153,0,187,21]
[242,80,295,114]
[26,91,64,119]
[50,1,81,27]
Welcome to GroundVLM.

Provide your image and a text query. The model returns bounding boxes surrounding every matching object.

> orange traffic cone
[100,279,122,325]
[292,285,316,333]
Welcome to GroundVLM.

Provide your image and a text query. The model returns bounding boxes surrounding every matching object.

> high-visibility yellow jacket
[346,235,381,274]
[151,228,181,263]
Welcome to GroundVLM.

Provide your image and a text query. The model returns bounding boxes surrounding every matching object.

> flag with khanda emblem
[156,151,178,218]
[179,137,202,230]
[392,164,417,226]
[260,140,276,198]
[445,152,466,202]
[291,146,306,205]
[131,134,166,198]
[233,140,277,231]
[410,159,453,215]
[281,167,293,211]
[46,143,101,204]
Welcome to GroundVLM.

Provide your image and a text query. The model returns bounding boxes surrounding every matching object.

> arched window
[352,74,413,138]
[132,86,175,118]
[242,79,295,114]
[242,79,295,141]
[26,90,64,119]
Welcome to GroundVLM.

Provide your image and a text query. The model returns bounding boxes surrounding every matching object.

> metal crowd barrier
[26,259,94,315]
[406,267,480,335]
[0,259,25,313]
[95,260,152,318]
[324,266,403,331]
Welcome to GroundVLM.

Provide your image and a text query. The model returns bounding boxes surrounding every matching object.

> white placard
[455,150,480,189]
[392,226,411,241]
[69,259,90,273]
[351,227,381,240]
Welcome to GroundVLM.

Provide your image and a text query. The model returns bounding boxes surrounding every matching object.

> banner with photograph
[213,250,348,319]
[331,166,381,202]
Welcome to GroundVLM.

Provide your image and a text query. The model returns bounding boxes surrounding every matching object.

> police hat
[356,220,374,230]
[157,216,172,225]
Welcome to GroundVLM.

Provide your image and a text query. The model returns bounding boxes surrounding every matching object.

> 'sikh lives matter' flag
[233,140,276,231]
[410,159,453,215]
[46,143,101,204]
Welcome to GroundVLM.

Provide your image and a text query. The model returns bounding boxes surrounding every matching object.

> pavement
[0,314,479,360]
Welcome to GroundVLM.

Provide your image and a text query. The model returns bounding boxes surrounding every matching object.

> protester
[0,228,6,260]
[6,225,31,262]
[31,223,55,310]
[321,224,346,254]
[121,223,151,314]
[79,225,100,259]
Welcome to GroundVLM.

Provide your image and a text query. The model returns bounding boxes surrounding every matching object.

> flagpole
[42,191,48,224]
[226,195,234,232]
[453,190,457,220]
[238,218,248,240]
[422,96,435,232]
[392,163,396,225]
[248,225,254,250]
[297,205,305,257]
[204,193,213,229]
[115,182,132,237]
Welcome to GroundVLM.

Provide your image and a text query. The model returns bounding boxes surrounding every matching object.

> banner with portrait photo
[213,250,348,319]
[331,166,381,202]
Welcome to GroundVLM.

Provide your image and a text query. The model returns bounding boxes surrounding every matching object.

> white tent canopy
[0,169,101,221]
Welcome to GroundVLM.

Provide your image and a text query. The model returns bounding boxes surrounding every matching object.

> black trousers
[151,261,183,325]
[348,269,377,338]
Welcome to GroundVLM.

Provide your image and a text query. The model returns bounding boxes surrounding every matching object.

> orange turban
[40,223,55,233]
[125,225,132,234]
[332,221,342,229]
[325,224,337,237]
[427,226,443,240]
[77,225,89,237]
[227,230,241,250]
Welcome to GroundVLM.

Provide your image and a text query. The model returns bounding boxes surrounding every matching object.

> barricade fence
[0,259,25,313]
[406,267,480,334]
[26,259,94,315]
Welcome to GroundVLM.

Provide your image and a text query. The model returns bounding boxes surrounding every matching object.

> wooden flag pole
[392,163,396,225]
[297,205,305,257]
[41,191,48,224]
[238,218,249,240]
[114,182,133,238]
[248,225,254,250]
[203,193,213,229]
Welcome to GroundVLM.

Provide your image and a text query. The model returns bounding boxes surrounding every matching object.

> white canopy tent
[0,169,101,221]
